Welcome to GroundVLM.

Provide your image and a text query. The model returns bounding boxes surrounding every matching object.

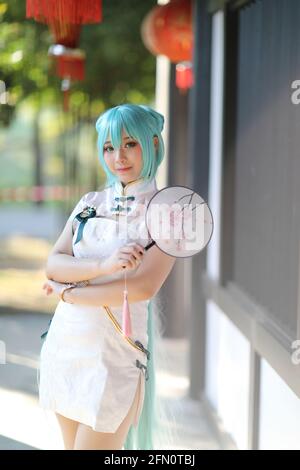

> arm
[46,254,104,283]
[63,244,176,307]
[46,203,106,283]
[64,274,150,307]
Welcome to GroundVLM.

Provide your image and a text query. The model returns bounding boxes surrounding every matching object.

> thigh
[73,374,142,450]
[55,412,80,450]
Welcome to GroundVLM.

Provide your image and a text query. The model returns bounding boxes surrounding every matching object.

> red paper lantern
[26,0,102,24]
[56,55,85,81]
[49,21,81,48]
[48,46,86,112]
[176,61,194,93]
[48,45,85,80]
[47,20,85,81]
[141,0,193,63]
[26,1,103,112]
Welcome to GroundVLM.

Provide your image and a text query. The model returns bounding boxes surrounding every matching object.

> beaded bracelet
[60,280,90,303]
[60,284,76,303]
[75,280,90,287]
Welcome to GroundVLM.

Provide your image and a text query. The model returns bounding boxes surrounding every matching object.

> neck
[120,178,142,188]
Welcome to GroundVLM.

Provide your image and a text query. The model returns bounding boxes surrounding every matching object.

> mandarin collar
[113,177,157,197]
[109,177,158,216]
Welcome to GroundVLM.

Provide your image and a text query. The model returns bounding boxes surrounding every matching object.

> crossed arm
[46,244,176,308]
[63,275,150,308]
[45,209,176,308]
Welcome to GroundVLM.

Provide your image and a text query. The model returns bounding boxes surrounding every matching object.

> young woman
[38,103,176,450]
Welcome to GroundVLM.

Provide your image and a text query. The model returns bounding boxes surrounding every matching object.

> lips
[116,167,132,171]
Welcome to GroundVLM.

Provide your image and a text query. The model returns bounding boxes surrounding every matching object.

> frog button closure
[135,359,149,381]
[114,196,135,202]
[134,340,151,360]
[110,195,135,214]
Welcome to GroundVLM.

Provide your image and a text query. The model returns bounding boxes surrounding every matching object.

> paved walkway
[0,233,222,450]
[0,310,221,450]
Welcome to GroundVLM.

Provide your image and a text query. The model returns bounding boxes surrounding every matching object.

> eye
[104,141,137,152]
[104,145,114,153]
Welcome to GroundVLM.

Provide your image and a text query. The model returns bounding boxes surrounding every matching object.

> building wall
[200,0,300,449]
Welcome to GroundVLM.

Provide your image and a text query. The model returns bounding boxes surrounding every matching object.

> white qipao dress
[38,177,158,433]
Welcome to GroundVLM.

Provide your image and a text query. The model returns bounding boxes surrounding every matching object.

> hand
[99,242,146,276]
[42,279,70,298]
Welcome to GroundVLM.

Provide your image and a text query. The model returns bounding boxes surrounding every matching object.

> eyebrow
[104,137,132,145]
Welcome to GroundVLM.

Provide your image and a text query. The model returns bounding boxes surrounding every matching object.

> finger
[119,258,134,270]
[127,242,144,250]
[123,255,140,269]
[121,262,130,270]
[134,244,145,258]
[129,254,137,266]
[120,257,134,267]
[120,246,144,260]
[131,246,144,261]
[123,243,145,254]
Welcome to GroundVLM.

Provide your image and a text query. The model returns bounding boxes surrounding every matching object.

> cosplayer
[38,103,176,450]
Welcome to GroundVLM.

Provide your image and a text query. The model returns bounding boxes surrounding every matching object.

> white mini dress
[38,177,158,433]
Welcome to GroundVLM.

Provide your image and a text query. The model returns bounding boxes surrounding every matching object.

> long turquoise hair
[124,299,156,449]
[95,104,177,449]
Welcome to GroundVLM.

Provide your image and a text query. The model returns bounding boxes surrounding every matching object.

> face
[103,128,158,186]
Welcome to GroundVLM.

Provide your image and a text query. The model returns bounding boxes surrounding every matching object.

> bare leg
[55,412,80,450]
[73,373,142,450]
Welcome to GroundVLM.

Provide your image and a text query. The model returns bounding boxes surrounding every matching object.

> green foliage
[0,0,158,191]
[0,0,157,122]
[77,0,157,108]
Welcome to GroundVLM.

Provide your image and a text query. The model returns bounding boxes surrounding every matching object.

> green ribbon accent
[74,206,96,244]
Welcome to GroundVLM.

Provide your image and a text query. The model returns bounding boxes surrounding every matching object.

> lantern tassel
[26,0,103,25]
[122,289,132,337]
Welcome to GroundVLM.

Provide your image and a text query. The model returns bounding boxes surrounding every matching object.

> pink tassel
[122,289,132,336]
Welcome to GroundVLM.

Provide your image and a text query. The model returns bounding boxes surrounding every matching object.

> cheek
[133,149,143,168]
[104,154,113,169]
[137,155,143,170]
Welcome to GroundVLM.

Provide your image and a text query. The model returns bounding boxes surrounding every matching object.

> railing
[0,186,89,203]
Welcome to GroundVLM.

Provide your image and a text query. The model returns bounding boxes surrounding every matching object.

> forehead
[105,128,132,143]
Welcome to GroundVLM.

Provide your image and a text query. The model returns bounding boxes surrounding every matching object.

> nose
[115,147,127,162]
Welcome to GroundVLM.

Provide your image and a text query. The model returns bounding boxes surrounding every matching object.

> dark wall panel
[229,0,300,342]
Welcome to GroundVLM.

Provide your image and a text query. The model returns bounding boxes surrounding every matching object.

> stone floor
[0,311,221,450]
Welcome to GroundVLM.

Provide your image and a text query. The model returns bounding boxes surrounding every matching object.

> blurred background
[0,0,216,451]
[1,0,300,451]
